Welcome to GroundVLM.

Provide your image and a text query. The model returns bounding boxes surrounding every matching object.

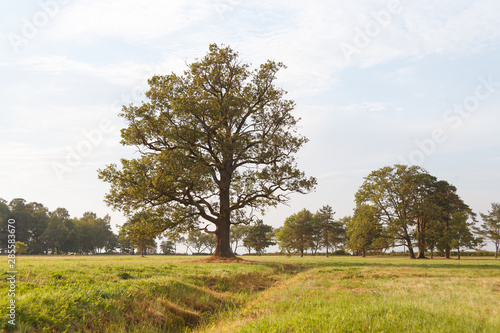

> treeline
[2,165,498,258]
[0,198,116,254]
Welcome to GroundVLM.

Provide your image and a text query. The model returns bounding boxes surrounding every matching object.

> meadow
[1,255,499,332]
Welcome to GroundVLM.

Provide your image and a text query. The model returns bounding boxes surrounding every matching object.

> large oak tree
[98,44,316,257]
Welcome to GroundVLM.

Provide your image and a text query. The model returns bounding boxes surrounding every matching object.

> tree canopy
[98,44,316,257]
[479,203,500,258]
[355,165,478,259]
[243,219,275,256]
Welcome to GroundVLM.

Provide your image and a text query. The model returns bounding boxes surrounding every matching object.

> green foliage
[479,202,500,258]
[447,211,481,259]
[120,210,163,257]
[14,241,28,254]
[346,205,387,256]
[75,212,114,254]
[276,207,346,257]
[312,205,346,256]
[160,239,176,254]
[0,198,117,255]
[243,220,275,256]
[186,230,216,254]
[98,44,316,257]
[230,224,250,254]
[40,208,78,254]
[276,209,315,256]
[355,165,476,259]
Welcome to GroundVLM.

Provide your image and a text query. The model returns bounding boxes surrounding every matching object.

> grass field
[1,255,499,332]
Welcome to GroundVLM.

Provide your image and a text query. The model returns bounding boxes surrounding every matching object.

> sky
[1,0,499,249]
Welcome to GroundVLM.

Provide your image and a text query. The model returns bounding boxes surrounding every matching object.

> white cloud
[339,102,388,113]
[44,0,216,43]
[18,56,178,86]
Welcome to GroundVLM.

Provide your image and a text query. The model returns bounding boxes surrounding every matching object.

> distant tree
[230,224,249,254]
[201,233,217,254]
[186,231,204,254]
[0,198,11,252]
[479,203,500,258]
[313,205,345,257]
[104,232,119,253]
[160,240,176,254]
[25,202,49,254]
[355,165,472,259]
[15,241,28,255]
[0,199,119,255]
[276,209,315,257]
[123,211,162,257]
[419,180,473,259]
[336,216,351,250]
[75,212,114,254]
[243,220,275,256]
[8,198,33,244]
[448,212,481,259]
[98,44,316,258]
[347,205,382,257]
[355,166,418,258]
[186,230,215,254]
[41,208,77,254]
[117,227,134,254]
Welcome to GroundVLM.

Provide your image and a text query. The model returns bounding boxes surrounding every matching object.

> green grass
[0,255,297,332]
[1,255,499,332]
[199,256,500,333]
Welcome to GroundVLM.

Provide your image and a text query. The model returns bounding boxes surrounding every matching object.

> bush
[15,241,28,254]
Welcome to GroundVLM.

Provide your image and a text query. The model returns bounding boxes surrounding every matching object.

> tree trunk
[362,249,366,257]
[404,235,416,259]
[401,224,416,259]
[416,237,427,258]
[495,241,498,258]
[445,245,451,259]
[325,228,329,257]
[214,220,233,257]
[213,173,235,258]
[416,217,427,259]
[417,248,427,259]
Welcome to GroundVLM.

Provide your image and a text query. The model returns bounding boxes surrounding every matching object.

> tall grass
[1,255,498,332]
[0,255,295,332]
